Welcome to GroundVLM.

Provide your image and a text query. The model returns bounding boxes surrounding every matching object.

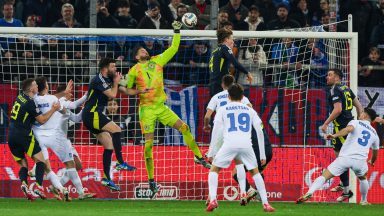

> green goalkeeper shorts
[139,103,180,134]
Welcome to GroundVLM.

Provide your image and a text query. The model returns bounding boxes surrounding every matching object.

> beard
[140,55,150,61]
[107,70,115,79]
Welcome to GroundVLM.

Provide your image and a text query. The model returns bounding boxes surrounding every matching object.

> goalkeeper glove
[119,76,127,87]
[172,21,182,33]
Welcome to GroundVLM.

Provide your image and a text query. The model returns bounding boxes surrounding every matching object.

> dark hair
[222,75,234,88]
[277,3,289,11]
[364,107,378,121]
[177,4,187,11]
[249,5,259,12]
[228,83,244,101]
[98,57,116,70]
[21,78,35,92]
[217,27,233,44]
[132,45,144,61]
[35,76,47,93]
[117,0,130,8]
[369,47,381,56]
[56,84,67,94]
[329,68,343,80]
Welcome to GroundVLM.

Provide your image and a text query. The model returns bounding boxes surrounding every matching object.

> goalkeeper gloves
[118,76,127,87]
[172,21,182,33]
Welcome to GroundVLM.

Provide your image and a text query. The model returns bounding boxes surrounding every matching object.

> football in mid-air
[181,13,197,28]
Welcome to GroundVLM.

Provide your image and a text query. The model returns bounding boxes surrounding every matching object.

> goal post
[0,26,358,202]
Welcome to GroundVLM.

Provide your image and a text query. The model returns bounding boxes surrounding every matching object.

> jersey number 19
[227,113,250,132]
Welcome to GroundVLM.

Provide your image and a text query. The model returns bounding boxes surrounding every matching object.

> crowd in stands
[0,0,384,87]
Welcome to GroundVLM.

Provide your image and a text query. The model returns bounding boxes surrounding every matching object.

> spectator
[168,0,182,22]
[106,98,129,145]
[254,0,276,24]
[25,15,37,27]
[188,0,211,30]
[141,40,163,56]
[130,0,149,22]
[220,20,233,30]
[0,2,23,27]
[359,47,384,87]
[106,36,134,61]
[220,0,248,27]
[204,10,229,30]
[367,0,384,44]
[237,5,266,31]
[266,3,300,30]
[24,0,53,27]
[312,0,329,26]
[290,0,312,27]
[115,0,137,28]
[96,0,121,28]
[175,4,188,23]
[238,38,267,87]
[137,1,170,29]
[41,39,67,82]
[187,42,210,84]
[270,38,299,87]
[370,23,384,52]
[310,45,329,87]
[0,0,23,21]
[52,3,82,28]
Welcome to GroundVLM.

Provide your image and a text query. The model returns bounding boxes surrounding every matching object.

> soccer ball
[181,13,197,28]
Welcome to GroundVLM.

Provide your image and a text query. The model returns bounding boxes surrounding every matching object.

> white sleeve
[207,97,217,111]
[371,136,380,150]
[347,120,358,128]
[241,96,251,105]
[68,110,83,123]
[61,94,87,109]
[252,111,266,160]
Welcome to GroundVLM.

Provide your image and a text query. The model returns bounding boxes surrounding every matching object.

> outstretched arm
[155,21,182,67]
[61,94,87,109]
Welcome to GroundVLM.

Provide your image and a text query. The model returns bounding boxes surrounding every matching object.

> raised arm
[154,21,182,67]
[103,72,122,98]
[68,110,83,123]
[61,94,87,109]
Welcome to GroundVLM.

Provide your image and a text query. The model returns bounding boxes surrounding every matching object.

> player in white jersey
[206,84,275,212]
[33,77,95,200]
[297,108,380,205]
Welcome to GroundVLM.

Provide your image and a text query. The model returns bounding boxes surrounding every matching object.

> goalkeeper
[119,21,211,197]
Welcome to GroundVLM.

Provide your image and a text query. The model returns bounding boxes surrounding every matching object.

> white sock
[343,185,349,194]
[252,173,268,205]
[46,171,64,191]
[307,176,326,195]
[236,164,246,194]
[208,172,218,201]
[67,168,84,195]
[60,171,70,186]
[360,179,369,202]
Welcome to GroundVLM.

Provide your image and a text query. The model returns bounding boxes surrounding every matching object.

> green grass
[0,199,383,216]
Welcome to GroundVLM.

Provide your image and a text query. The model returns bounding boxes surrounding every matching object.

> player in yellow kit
[119,21,211,198]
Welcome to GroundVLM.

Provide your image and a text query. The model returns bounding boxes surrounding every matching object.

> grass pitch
[0,199,383,216]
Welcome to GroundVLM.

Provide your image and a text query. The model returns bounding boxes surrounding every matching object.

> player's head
[217,27,234,49]
[228,83,244,101]
[21,78,38,95]
[326,68,343,85]
[99,57,117,77]
[221,75,235,89]
[35,76,48,93]
[107,98,119,114]
[133,46,150,62]
[361,107,378,122]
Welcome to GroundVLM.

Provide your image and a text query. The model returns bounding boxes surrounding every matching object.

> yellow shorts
[139,103,180,134]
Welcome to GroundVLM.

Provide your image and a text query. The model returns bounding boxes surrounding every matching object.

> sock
[208,172,218,201]
[233,173,251,192]
[103,149,113,180]
[67,168,84,195]
[19,167,28,185]
[35,161,45,186]
[144,139,155,180]
[360,179,369,202]
[340,171,349,188]
[343,185,350,194]
[46,171,64,191]
[307,176,326,195]
[236,164,246,194]
[60,170,70,186]
[31,163,36,176]
[252,173,268,205]
[179,124,202,158]
[112,132,124,164]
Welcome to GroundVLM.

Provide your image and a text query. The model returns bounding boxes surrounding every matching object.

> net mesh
[0,26,357,201]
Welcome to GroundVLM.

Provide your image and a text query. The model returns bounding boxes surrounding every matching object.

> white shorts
[327,156,368,177]
[36,134,74,163]
[213,146,257,170]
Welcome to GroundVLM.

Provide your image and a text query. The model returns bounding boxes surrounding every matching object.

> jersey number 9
[10,102,21,120]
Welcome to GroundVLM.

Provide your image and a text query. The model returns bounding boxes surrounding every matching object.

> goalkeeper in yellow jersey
[119,21,211,198]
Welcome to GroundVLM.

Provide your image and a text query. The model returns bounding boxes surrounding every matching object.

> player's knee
[179,123,189,133]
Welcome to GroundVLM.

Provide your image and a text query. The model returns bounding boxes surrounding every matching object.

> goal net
[0,26,358,202]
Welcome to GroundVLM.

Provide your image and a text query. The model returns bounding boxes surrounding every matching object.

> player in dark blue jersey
[82,58,136,191]
[8,78,61,201]
[320,69,363,202]
[209,28,253,96]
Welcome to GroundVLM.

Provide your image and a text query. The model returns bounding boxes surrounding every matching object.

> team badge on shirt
[148,62,155,69]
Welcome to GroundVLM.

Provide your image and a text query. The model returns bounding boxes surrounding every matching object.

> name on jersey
[358,121,376,134]
[217,94,228,99]
[226,105,249,111]
[38,103,50,108]
[17,95,27,103]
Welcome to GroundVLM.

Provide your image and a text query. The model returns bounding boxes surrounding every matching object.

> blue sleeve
[93,78,111,92]
[331,88,343,104]
[222,46,249,74]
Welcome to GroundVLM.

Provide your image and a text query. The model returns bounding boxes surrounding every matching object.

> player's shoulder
[215,90,228,99]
